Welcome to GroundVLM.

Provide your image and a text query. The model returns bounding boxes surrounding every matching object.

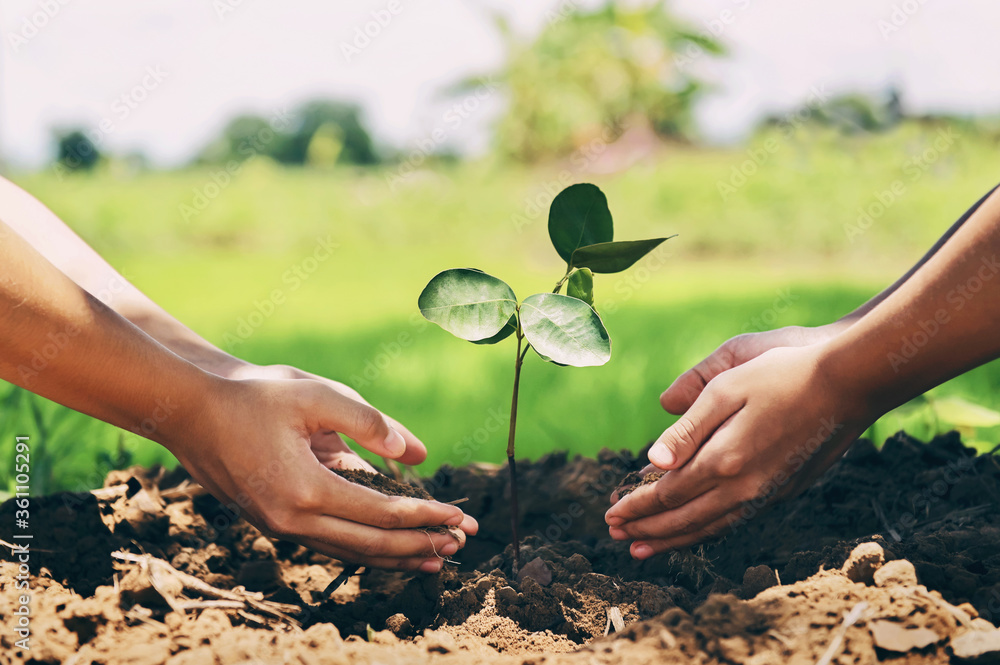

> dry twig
[816,601,868,665]
[112,551,301,627]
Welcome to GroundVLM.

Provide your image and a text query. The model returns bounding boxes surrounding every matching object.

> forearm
[837,183,999,326]
[0,176,241,374]
[0,220,220,451]
[822,187,1000,418]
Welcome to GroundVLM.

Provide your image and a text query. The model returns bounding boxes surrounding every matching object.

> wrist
[151,370,235,460]
[812,337,887,426]
[117,303,248,378]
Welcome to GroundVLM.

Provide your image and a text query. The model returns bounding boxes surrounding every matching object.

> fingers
[309,431,378,472]
[608,486,729,543]
[660,342,736,414]
[456,513,479,536]
[318,379,429,465]
[609,463,659,505]
[383,416,428,466]
[648,386,743,471]
[627,511,740,560]
[604,466,714,528]
[295,534,456,573]
[296,513,466,560]
[303,382,408,459]
[311,464,467,529]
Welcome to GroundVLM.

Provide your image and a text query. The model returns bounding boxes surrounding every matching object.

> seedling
[418,183,674,571]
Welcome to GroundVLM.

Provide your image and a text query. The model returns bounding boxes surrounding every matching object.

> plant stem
[507,327,525,572]
[552,267,572,294]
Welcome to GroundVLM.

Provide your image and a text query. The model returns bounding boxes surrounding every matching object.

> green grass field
[3,122,1000,494]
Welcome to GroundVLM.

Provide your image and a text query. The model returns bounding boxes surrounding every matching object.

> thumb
[303,382,408,459]
[649,383,741,470]
[660,342,737,414]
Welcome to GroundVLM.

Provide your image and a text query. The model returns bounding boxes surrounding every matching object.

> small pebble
[385,613,412,638]
[517,557,553,587]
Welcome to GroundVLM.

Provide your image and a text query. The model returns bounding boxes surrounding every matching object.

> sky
[1,0,998,168]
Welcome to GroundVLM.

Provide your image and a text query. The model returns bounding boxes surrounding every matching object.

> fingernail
[420,559,443,573]
[440,542,458,557]
[383,427,406,457]
[633,544,654,560]
[648,442,675,468]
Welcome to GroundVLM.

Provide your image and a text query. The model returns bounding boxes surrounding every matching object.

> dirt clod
[875,559,919,587]
[516,557,553,587]
[870,619,941,652]
[950,629,1000,662]
[842,541,886,585]
[740,564,778,597]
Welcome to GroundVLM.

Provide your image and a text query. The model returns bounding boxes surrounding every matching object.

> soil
[330,468,435,499]
[4,430,1000,664]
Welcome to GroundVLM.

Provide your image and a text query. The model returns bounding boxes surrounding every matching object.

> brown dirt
[3,430,1000,664]
[331,467,435,499]
[614,469,664,498]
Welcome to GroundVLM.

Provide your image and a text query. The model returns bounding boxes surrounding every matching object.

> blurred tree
[763,87,907,135]
[475,1,723,162]
[305,123,345,168]
[195,114,289,165]
[55,129,101,172]
[273,101,377,166]
[196,101,377,166]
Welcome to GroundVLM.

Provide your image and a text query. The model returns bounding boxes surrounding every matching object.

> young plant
[418,183,674,570]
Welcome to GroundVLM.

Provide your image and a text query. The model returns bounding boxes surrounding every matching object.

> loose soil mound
[3,431,1000,664]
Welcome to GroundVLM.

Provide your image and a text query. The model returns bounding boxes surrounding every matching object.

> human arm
[0,220,475,570]
[606,185,1000,557]
[0,176,426,470]
[660,183,999,413]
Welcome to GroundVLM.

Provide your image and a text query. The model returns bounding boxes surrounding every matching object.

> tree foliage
[481,1,723,162]
[55,130,101,172]
[196,100,378,166]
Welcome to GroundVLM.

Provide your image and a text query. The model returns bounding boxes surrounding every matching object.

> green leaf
[472,313,517,345]
[520,293,611,367]
[418,269,518,341]
[569,236,676,273]
[566,268,594,306]
[548,183,614,264]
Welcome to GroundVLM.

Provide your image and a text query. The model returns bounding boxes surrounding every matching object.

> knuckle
[674,515,700,535]
[654,482,682,511]
[376,507,405,531]
[356,533,387,558]
[629,523,654,540]
[354,406,385,439]
[711,451,746,478]
[668,417,699,451]
[286,486,319,512]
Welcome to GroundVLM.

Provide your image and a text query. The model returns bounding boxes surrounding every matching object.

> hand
[605,344,870,559]
[172,376,478,572]
[218,361,428,473]
[660,323,848,415]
